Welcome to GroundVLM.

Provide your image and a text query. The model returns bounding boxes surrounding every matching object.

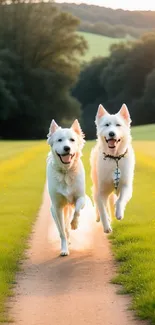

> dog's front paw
[115,201,124,220]
[60,238,69,256]
[104,225,112,234]
[116,214,123,221]
[60,250,69,257]
[71,217,78,230]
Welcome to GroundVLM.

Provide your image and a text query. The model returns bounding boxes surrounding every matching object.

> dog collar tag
[113,167,121,190]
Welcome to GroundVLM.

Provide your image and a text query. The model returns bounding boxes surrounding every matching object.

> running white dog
[91,104,135,233]
[47,119,86,256]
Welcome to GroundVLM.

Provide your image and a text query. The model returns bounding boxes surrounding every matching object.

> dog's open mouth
[57,153,75,164]
[105,138,121,149]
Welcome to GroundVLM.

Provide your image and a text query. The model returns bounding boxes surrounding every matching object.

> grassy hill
[79,31,126,61]
[57,3,155,38]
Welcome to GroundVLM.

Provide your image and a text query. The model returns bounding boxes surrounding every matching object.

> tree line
[73,33,155,139]
[79,21,153,39]
[56,3,155,39]
[0,1,87,139]
[1,1,155,140]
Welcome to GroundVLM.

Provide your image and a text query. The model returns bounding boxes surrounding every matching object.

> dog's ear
[71,119,85,150]
[47,120,59,144]
[118,104,131,125]
[96,104,108,123]
[48,119,59,135]
[71,119,85,139]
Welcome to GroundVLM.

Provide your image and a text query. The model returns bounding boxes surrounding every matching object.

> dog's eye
[116,124,121,127]
[105,123,110,127]
[58,139,62,142]
[70,138,75,142]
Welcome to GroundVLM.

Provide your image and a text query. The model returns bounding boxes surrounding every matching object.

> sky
[56,0,155,11]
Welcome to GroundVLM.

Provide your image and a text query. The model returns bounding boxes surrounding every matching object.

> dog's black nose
[64,146,70,152]
[109,131,115,137]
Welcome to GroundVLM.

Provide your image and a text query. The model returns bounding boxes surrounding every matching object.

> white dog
[91,104,135,233]
[47,119,86,256]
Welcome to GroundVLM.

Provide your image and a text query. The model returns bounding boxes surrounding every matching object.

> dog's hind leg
[71,196,85,230]
[91,182,100,222]
[115,185,132,220]
[107,193,117,221]
[95,204,100,222]
[96,192,112,233]
[64,205,72,245]
[91,146,99,222]
[51,206,69,256]
[50,205,60,233]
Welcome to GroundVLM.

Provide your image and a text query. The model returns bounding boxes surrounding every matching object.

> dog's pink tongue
[61,155,71,163]
[108,139,116,147]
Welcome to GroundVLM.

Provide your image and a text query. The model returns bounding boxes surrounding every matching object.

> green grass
[0,141,39,162]
[132,124,155,141]
[82,138,155,324]
[0,141,48,322]
[1,124,155,323]
[79,31,126,61]
[110,142,155,323]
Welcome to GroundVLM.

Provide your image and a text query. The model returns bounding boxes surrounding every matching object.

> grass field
[0,141,48,322]
[1,124,155,323]
[132,124,155,141]
[82,131,155,324]
[109,141,155,324]
[79,31,126,61]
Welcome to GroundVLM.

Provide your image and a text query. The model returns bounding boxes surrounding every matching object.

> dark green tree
[73,33,155,139]
[0,1,87,138]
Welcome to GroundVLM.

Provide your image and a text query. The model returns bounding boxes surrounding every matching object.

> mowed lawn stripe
[0,143,47,189]
[0,141,39,162]
[0,141,48,322]
[134,141,155,159]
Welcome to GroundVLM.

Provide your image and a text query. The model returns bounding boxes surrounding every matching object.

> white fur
[47,119,86,256]
[91,104,135,233]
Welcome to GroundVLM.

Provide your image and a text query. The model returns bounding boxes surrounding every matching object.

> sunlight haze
[56,0,155,11]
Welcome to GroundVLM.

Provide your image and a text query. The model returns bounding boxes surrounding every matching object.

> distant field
[79,31,125,61]
[132,124,155,141]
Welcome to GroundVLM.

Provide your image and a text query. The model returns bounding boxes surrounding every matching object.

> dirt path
[7,188,146,325]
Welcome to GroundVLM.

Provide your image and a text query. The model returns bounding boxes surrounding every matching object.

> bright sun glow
[56,0,155,11]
